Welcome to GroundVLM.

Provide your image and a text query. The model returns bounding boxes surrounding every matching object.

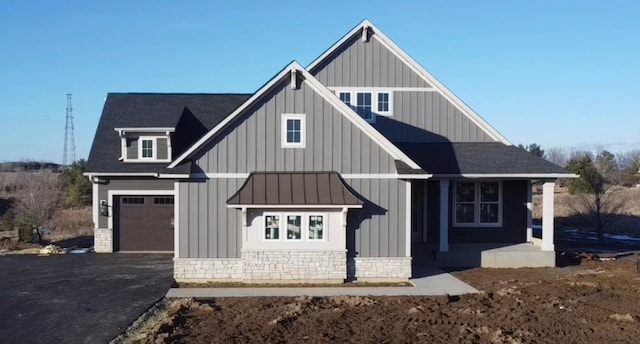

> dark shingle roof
[227,172,363,206]
[86,93,251,173]
[395,142,570,176]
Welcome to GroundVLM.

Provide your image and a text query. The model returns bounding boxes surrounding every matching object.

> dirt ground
[122,254,640,344]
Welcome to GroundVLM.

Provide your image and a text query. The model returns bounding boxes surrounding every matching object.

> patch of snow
[604,234,640,242]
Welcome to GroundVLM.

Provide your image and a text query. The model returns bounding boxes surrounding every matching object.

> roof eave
[226,204,363,209]
[431,173,580,179]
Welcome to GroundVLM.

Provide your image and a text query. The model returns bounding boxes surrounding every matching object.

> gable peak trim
[168,61,420,170]
[307,20,511,145]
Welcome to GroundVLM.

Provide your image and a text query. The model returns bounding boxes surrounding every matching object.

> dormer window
[115,127,174,163]
[140,139,154,159]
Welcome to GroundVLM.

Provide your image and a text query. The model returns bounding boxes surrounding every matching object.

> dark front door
[115,195,174,252]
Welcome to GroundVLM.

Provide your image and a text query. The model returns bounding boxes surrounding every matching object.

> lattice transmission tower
[62,93,76,167]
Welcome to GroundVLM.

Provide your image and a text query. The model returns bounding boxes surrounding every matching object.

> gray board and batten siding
[178,76,410,259]
[177,177,409,259]
[97,179,175,228]
[192,77,397,174]
[311,31,495,143]
[373,92,495,143]
[347,178,408,258]
[178,179,242,259]
[312,33,430,88]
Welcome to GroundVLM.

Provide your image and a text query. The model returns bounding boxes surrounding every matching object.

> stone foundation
[94,228,112,253]
[241,249,346,281]
[347,257,412,281]
[174,250,347,281]
[173,252,414,282]
[174,258,243,281]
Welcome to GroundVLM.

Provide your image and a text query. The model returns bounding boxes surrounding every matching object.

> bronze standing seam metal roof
[227,172,363,206]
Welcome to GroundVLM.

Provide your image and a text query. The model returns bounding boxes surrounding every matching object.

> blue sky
[1,1,638,163]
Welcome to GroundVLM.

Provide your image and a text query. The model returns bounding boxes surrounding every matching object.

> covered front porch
[409,179,559,268]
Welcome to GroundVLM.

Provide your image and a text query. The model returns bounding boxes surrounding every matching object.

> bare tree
[13,170,61,242]
[617,149,640,187]
[546,147,567,167]
[566,151,629,241]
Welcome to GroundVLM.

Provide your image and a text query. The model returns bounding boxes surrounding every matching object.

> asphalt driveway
[0,253,173,344]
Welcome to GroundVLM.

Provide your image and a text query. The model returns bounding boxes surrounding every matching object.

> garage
[113,195,174,252]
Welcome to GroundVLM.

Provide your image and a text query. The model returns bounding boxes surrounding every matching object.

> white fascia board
[306,19,511,145]
[340,173,432,179]
[227,204,363,209]
[168,63,299,168]
[84,172,189,178]
[299,68,421,169]
[158,174,191,179]
[83,172,160,177]
[114,127,176,133]
[434,173,580,179]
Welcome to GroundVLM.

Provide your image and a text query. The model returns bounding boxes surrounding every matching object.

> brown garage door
[114,195,174,252]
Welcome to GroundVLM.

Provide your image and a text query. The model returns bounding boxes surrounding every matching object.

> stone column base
[94,228,113,253]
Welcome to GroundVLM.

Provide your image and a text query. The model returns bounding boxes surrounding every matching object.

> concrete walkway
[166,266,479,298]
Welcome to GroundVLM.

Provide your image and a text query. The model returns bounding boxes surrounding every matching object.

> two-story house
[86,20,576,282]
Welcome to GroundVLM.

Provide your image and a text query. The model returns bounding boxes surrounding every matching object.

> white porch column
[526,180,533,243]
[405,181,412,257]
[541,181,555,251]
[439,180,450,252]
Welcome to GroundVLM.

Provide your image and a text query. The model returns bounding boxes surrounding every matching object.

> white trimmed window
[339,92,351,105]
[308,215,324,240]
[264,214,280,240]
[281,114,305,148]
[262,212,326,242]
[355,92,373,121]
[453,181,502,226]
[377,92,390,114]
[335,89,393,121]
[139,138,155,159]
[286,215,302,240]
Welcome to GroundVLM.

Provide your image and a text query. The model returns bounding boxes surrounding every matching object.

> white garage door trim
[107,189,178,254]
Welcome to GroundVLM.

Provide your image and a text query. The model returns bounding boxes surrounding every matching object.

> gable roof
[307,19,511,145]
[168,61,421,170]
[395,142,577,178]
[86,93,250,174]
[227,172,363,207]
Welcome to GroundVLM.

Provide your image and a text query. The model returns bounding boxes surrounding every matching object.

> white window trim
[263,213,282,241]
[376,91,392,115]
[284,213,303,241]
[334,88,394,120]
[139,138,156,160]
[122,135,172,163]
[452,180,503,227]
[281,114,306,148]
[307,213,326,241]
[262,212,327,242]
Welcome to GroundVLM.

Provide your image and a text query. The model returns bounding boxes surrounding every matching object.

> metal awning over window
[227,172,363,208]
